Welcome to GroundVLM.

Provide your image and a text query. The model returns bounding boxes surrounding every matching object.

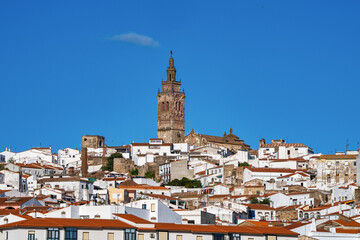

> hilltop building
[157,52,185,143]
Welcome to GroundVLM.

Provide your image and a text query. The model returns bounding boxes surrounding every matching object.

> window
[28,231,35,240]
[159,232,168,240]
[142,204,146,209]
[267,236,277,240]
[248,238,254,240]
[108,233,114,240]
[65,228,77,240]
[151,203,156,212]
[231,234,241,240]
[213,234,224,240]
[47,228,59,240]
[125,229,136,240]
[138,234,144,240]
[176,235,183,240]
[196,237,203,240]
[82,232,89,240]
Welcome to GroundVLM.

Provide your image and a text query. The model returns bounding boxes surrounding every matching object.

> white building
[131,139,175,166]
[57,148,81,167]
[38,176,93,201]
[259,139,313,159]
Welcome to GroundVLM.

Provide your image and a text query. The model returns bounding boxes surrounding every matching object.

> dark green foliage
[260,198,270,205]
[130,168,139,176]
[101,152,123,171]
[145,171,155,179]
[238,162,250,167]
[167,177,202,188]
[250,197,259,204]
[250,197,270,205]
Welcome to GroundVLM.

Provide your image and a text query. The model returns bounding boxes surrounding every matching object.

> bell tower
[157,51,185,143]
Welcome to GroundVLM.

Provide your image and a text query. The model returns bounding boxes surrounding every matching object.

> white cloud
[109,32,159,47]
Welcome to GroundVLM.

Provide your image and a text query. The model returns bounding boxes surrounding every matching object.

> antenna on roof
[346,139,349,154]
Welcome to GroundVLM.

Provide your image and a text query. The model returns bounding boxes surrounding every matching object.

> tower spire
[167,51,176,81]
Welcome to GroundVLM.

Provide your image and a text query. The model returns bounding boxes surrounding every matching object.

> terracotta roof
[0,217,136,229]
[318,154,358,160]
[0,209,28,216]
[261,143,308,148]
[118,179,138,187]
[333,219,360,227]
[336,228,360,234]
[0,197,35,207]
[277,172,310,179]
[0,217,298,236]
[283,222,310,230]
[114,214,152,224]
[117,185,169,190]
[102,177,126,181]
[23,206,53,211]
[38,177,90,183]
[131,143,172,147]
[241,220,269,227]
[243,204,275,210]
[209,194,229,199]
[247,168,300,173]
[144,193,178,201]
[195,133,250,148]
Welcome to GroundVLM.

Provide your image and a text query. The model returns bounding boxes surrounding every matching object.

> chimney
[259,138,265,147]
[81,147,88,177]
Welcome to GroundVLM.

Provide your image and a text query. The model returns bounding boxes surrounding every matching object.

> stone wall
[113,158,161,178]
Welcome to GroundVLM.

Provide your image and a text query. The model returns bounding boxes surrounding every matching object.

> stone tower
[157,52,185,143]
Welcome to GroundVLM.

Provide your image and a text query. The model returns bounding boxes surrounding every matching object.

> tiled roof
[243,204,275,210]
[260,143,308,148]
[336,228,360,234]
[0,216,298,236]
[318,154,358,160]
[333,219,360,227]
[208,194,229,199]
[114,214,152,224]
[283,222,310,230]
[144,193,178,201]
[38,177,90,183]
[0,218,136,229]
[131,143,172,146]
[117,185,169,190]
[0,197,35,207]
[247,168,300,173]
[277,172,309,179]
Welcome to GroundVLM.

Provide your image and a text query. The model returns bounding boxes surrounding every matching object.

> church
[157,52,250,150]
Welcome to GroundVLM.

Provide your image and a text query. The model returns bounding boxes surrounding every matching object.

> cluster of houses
[0,135,359,239]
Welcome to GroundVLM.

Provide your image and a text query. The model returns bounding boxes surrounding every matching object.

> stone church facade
[157,52,185,143]
[184,128,250,151]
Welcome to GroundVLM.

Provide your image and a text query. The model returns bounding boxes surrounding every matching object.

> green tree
[130,168,139,176]
[101,152,123,171]
[238,162,250,167]
[260,198,270,205]
[145,170,155,179]
[250,197,259,204]
[167,177,202,188]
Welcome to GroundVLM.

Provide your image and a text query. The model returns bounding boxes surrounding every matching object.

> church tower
[157,52,185,143]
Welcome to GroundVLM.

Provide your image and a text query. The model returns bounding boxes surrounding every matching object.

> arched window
[166,102,169,111]
[161,102,165,111]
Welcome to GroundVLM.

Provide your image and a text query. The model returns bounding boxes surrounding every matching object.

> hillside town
[0,55,359,240]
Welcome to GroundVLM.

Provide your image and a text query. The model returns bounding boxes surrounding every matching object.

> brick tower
[157,52,185,143]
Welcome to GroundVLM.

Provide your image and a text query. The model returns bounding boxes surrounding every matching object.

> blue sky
[0,1,359,153]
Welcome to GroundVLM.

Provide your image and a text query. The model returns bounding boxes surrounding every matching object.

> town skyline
[1,1,360,153]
